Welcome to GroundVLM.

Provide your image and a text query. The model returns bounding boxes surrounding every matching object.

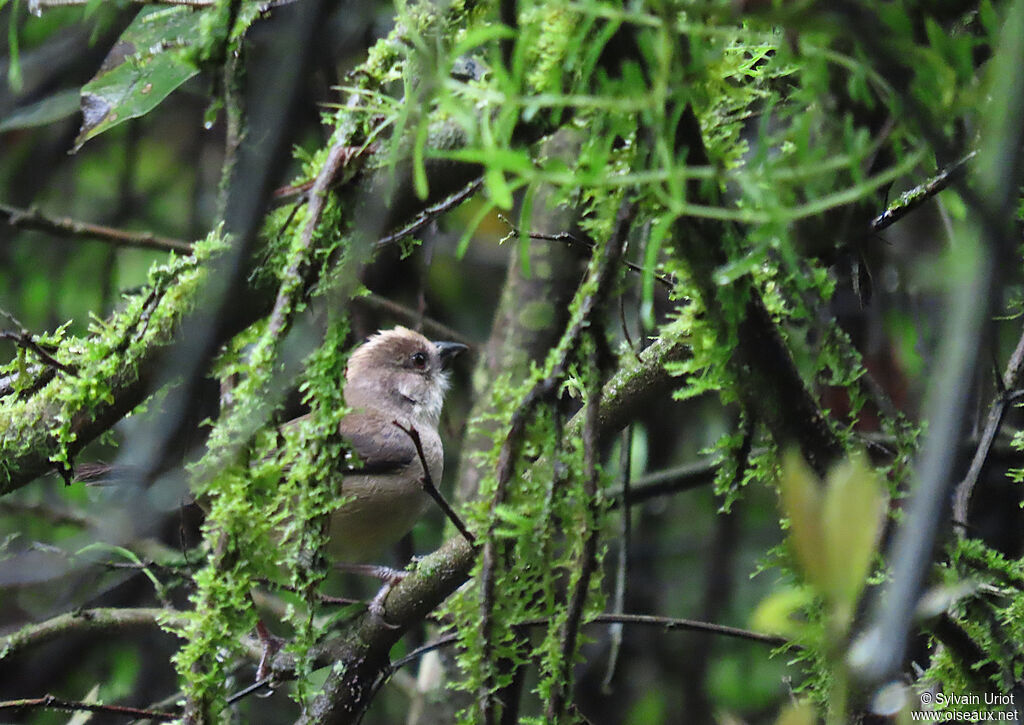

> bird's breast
[327,428,443,561]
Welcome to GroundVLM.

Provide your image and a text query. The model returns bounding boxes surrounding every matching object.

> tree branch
[667,106,844,475]
[478,200,632,723]
[0,607,185,662]
[951,327,1024,528]
[869,152,976,235]
[291,322,689,724]
[0,201,192,253]
[0,694,178,722]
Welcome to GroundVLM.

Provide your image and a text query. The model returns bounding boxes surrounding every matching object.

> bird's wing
[337,411,418,475]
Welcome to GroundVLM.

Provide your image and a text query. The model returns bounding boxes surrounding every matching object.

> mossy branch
[668,106,845,475]
[292,327,689,723]
[0,607,186,663]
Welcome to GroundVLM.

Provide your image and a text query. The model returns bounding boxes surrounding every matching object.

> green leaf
[0,88,80,132]
[774,702,817,725]
[777,449,827,590]
[750,584,814,639]
[73,6,203,152]
[456,197,496,259]
[7,0,21,93]
[821,452,883,623]
[451,23,514,59]
[75,542,165,595]
[485,167,514,210]
[413,116,431,199]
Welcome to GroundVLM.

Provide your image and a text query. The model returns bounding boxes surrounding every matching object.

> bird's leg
[392,421,477,548]
[254,618,285,683]
[334,562,407,625]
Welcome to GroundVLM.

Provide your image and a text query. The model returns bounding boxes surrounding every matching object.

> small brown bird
[249,327,465,670]
[327,326,466,561]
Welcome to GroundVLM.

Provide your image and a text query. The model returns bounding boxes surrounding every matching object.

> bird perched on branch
[326,325,467,562]
[248,326,468,677]
[253,326,467,675]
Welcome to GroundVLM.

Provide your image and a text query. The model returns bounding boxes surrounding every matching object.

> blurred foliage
[0,0,1023,723]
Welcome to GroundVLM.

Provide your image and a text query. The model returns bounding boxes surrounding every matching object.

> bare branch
[0,694,178,722]
[388,612,789,685]
[0,201,192,253]
[951,327,1024,527]
[375,177,483,249]
[498,213,677,290]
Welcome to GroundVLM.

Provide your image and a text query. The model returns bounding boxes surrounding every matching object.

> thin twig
[0,202,191,253]
[226,678,273,706]
[265,140,362,340]
[0,694,178,721]
[951,327,1024,528]
[352,293,470,346]
[498,213,677,290]
[869,152,976,235]
[0,331,77,375]
[392,420,477,548]
[389,612,790,675]
[0,607,185,663]
[375,177,483,248]
[271,145,379,201]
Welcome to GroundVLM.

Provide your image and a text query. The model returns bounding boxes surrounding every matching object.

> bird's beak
[434,340,468,369]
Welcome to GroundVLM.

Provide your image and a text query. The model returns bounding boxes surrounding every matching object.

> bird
[325,325,467,562]
[253,326,467,673]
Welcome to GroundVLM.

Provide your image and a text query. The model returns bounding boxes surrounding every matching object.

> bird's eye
[410,351,428,369]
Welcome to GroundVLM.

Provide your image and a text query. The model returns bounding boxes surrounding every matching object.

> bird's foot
[367,568,407,628]
[334,563,408,627]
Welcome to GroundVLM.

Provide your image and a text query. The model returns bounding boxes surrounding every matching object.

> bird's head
[344,326,467,425]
